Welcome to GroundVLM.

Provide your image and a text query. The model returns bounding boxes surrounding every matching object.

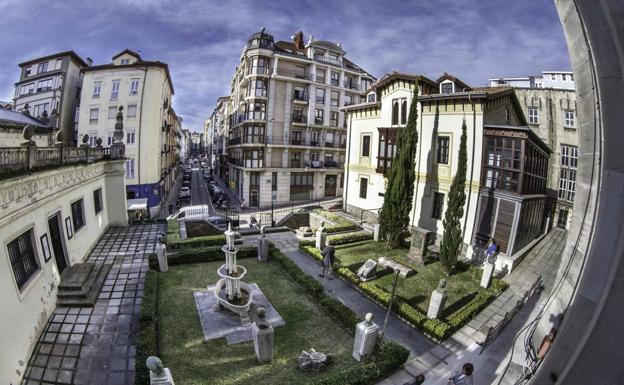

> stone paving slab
[21,224,163,385]
[194,283,285,344]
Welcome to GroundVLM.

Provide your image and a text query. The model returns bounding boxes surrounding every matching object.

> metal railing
[275,68,313,80]
[292,115,308,124]
[478,274,543,354]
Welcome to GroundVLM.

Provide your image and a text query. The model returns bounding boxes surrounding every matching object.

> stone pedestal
[156,243,168,272]
[480,262,495,289]
[315,230,326,250]
[149,368,175,385]
[252,323,274,363]
[373,224,381,242]
[357,259,378,281]
[427,289,447,319]
[407,227,432,266]
[352,316,379,361]
[257,236,268,261]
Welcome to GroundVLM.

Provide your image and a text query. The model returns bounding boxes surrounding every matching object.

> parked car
[182,180,191,189]
[179,186,191,198]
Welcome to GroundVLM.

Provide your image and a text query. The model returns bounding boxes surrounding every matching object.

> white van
[167,204,210,221]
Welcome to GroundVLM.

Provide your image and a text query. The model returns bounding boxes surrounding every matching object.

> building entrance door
[48,212,67,273]
[250,190,259,207]
[324,175,337,197]
[557,209,568,229]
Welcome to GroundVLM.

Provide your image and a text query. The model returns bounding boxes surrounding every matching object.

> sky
[0,0,571,132]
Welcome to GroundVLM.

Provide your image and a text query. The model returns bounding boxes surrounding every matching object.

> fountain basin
[213,278,254,316]
[216,264,248,280]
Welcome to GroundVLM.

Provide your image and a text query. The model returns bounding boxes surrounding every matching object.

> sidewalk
[377,229,567,385]
[242,232,434,359]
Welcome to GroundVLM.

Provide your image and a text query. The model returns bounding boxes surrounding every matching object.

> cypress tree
[379,86,419,248]
[439,119,468,274]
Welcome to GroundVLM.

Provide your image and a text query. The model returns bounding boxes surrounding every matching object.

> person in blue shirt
[485,238,498,263]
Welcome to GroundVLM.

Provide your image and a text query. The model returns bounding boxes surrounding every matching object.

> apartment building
[488,70,575,90]
[77,49,177,211]
[344,72,550,272]
[489,72,577,229]
[13,51,88,144]
[222,29,375,206]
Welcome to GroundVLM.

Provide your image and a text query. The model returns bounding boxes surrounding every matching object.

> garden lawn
[336,241,495,318]
[157,259,358,385]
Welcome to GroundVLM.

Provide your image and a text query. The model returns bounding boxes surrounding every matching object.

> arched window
[401,100,408,124]
[392,101,399,125]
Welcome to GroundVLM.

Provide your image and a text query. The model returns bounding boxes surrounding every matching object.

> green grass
[157,260,358,385]
[336,241,495,317]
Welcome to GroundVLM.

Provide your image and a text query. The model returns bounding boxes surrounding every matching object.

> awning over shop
[126,198,148,211]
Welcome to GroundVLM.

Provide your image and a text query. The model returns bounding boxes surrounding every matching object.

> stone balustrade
[0,144,112,174]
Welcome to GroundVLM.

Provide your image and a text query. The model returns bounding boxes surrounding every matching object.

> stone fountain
[213,223,254,323]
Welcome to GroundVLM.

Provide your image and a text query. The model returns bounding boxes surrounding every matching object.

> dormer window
[441,82,454,94]
[120,59,130,65]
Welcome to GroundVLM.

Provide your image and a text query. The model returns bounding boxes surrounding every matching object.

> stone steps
[57,263,111,307]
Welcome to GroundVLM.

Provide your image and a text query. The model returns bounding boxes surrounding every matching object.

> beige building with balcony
[222,29,375,206]
[77,49,177,212]
[13,51,88,145]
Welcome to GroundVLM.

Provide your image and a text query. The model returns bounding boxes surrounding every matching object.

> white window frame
[528,107,539,124]
[126,158,135,179]
[93,82,101,98]
[89,108,99,124]
[564,110,576,128]
[130,79,140,95]
[127,104,137,117]
[126,132,135,144]
[108,106,118,119]
[111,80,120,100]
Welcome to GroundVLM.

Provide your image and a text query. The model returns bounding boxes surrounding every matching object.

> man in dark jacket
[319,243,335,279]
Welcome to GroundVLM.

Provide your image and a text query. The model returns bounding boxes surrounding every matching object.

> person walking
[319,243,335,279]
[403,373,425,385]
[448,363,474,385]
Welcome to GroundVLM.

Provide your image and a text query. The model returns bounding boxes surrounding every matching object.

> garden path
[242,232,435,357]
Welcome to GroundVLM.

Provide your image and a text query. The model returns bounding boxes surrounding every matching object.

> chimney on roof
[86,57,93,66]
[293,31,304,50]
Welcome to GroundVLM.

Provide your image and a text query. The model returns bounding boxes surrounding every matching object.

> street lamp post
[380,268,400,342]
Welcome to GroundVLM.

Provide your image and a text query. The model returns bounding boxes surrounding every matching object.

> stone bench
[377,257,415,278]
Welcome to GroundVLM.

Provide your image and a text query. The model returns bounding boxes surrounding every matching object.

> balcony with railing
[314,55,342,67]
[292,115,308,124]
[293,91,309,103]
[275,68,313,81]
[343,80,360,90]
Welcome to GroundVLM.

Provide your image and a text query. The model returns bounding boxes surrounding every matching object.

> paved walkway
[21,224,163,385]
[242,232,435,357]
[378,229,567,385]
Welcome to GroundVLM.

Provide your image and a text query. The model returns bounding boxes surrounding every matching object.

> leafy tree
[439,119,468,274]
[379,87,419,247]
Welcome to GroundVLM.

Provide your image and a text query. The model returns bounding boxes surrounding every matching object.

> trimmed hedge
[299,242,508,341]
[135,271,159,385]
[167,220,180,242]
[328,232,374,246]
[167,234,225,250]
[314,341,410,385]
[312,209,360,234]
[149,245,257,271]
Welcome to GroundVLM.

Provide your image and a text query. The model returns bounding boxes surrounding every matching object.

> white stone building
[344,72,551,271]
[0,159,127,385]
[77,49,177,210]
[12,51,88,145]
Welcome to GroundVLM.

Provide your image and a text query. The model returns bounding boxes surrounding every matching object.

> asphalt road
[190,168,212,208]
